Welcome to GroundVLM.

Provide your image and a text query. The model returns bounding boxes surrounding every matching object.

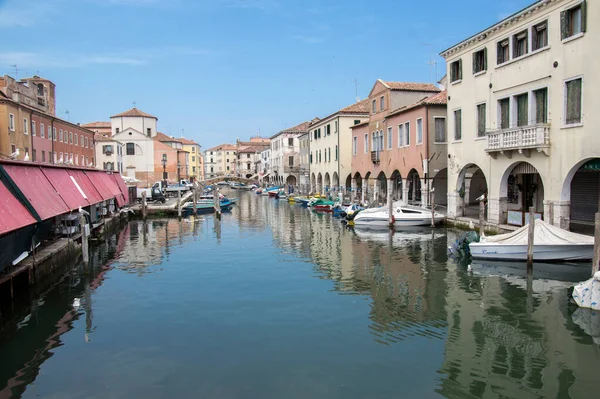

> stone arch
[353,172,362,189]
[286,175,297,186]
[317,173,323,193]
[376,171,387,203]
[407,168,421,204]
[333,172,339,189]
[324,173,331,192]
[498,161,545,224]
[390,170,402,201]
[561,158,600,229]
[345,174,352,191]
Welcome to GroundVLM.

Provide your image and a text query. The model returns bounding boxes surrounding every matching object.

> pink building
[350,80,447,207]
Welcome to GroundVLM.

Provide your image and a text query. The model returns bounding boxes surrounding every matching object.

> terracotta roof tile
[386,90,447,118]
[94,133,116,142]
[111,107,157,119]
[382,81,441,92]
[154,132,182,143]
[177,137,199,146]
[82,121,111,128]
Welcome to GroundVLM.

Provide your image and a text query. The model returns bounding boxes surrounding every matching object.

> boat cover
[572,271,600,310]
[480,219,594,246]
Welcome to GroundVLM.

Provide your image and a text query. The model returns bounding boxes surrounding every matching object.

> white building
[441,0,598,231]
[260,148,271,184]
[204,144,236,179]
[96,135,124,173]
[269,120,314,187]
[308,100,369,194]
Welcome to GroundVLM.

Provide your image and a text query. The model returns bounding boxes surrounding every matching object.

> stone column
[447,192,461,218]
[361,180,366,205]
[463,174,472,208]
[487,196,507,225]
[373,179,379,204]
[544,200,571,229]
[351,178,357,203]
[420,178,429,208]
[402,178,409,204]
[387,179,394,208]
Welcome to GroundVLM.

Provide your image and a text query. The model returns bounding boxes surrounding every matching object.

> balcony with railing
[371,151,380,164]
[486,123,550,158]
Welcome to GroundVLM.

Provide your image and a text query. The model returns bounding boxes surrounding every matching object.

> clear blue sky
[0,0,532,149]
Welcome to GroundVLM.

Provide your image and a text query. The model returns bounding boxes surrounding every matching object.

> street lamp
[161,153,167,188]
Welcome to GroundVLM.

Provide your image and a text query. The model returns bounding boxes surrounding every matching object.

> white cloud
[0,47,213,69]
[0,0,64,28]
[291,35,323,44]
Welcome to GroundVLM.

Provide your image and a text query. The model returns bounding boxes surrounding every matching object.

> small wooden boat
[182,201,234,214]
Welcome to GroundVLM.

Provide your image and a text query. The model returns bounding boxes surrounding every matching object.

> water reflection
[0,191,598,399]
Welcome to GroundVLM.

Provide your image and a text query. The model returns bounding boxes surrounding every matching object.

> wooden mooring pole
[141,191,147,219]
[387,181,394,229]
[213,189,221,220]
[79,214,89,265]
[430,189,436,228]
[527,206,535,271]
[479,200,485,236]
[177,188,182,218]
[592,212,600,276]
[193,189,198,216]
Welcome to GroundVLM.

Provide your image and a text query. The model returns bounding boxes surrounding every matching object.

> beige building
[204,143,236,179]
[179,138,203,181]
[308,100,370,195]
[441,0,597,231]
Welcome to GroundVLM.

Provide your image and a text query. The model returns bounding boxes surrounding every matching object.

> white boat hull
[354,215,445,228]
[469,243,593,261]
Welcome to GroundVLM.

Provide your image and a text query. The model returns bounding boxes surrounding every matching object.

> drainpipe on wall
[30,109,34,162]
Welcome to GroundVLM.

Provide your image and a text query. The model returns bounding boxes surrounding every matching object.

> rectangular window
[513,30,528,58]
[11,144,16,153]
[49,127,53,140]
[42,151,46,162]
[69,132,73,144]
[32,121,36,136]
[40,123,45,138]
[380,96,384,111]
[434,117,446,143]
[372,99,377,113]
[32,150,36,162]
[335,145,338,160]
[288,137,293,146]
[477,103,487,137]
[565,77,583,125]
[454,110,462,140]
[387,127,393,149]
[499,98,510,129]
[516,93,529,127]
[289,156,294,167]
[85,137,89,148]
[416,118,423,144]
[74,133,78,145]
[405,122,411,146]
[146,128,151,136]
[24,119,28,134]
[126,143,135,155]
[450,59,462,82]
[532,21,548,51]
[561,2,586,40]
[53,128,57,141]
[364,133,368,153]
[354,120,361,125]
[353,137,357,155]
[497,39,510,64]
[334,121,338,133]
[59,129,63,142]
[473,48,487,74]
[59,152,63,162]
[9,114,15,131]
[81,135,84,147]
[534,88,548,124]
[398,124,404,147]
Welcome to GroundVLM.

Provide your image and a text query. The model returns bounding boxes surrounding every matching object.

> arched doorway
[311,173,316,193]
[432,168,448,207]
[363,172,371,202]
[390,170,402,201]
[317,173,323,193]
[332,172,339,190]
[456,164,488,218]
[377,171,387,204]
[562,158,600,232]
[345,174,352,193]
[407,169,421,205]
[499,161,545,226]
[324,173,331,193]
[286,175,297,187]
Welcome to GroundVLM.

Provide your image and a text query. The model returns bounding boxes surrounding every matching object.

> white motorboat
[469,219,594,261]
[353,201,445,228]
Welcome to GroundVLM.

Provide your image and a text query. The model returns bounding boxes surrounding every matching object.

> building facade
[350,80,444,206]
[309,100,369,195]
[260,148,271,184]
[440,0,597,230]
[236,137,270,179]
[269,121,313,187]
[179,138,203,181]
[204,144,237,179]
[298,132,310,193]
[0,75,95,166]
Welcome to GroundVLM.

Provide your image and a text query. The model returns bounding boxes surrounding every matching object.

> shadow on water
[0,190,599,399]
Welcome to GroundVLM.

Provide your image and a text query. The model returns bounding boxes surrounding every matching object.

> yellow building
[179,138,203,181]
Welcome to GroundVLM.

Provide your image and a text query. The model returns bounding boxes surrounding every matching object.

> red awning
[68,170,104,205]
[2,164,70,220]
[41,168,90,210]
[0,180,37,235]
[86,171,124,206]
[86,171,113,200]
[110,173,128,206]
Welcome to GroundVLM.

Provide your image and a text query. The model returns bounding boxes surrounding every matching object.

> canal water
[1,191,599,399]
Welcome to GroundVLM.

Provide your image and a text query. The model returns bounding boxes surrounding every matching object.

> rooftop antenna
[421,43,438,84]
[354,79,360,102]
[65,110,70,121]
[10,64,18,79]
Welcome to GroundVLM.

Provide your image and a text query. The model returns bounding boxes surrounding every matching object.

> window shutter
[497,43,502,63]
[581,0,587,33]
[560,10,568,39]
[483,48,488,70]
[472,52,477,74]
[458,59,463,80]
